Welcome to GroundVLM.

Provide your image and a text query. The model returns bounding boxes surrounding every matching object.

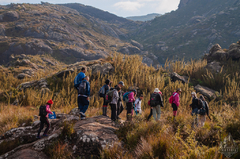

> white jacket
[134,98,142,113]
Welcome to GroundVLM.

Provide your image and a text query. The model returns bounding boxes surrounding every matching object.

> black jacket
[190,97,199,109]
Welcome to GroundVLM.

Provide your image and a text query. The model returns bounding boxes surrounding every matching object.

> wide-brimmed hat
[154,88,160,93]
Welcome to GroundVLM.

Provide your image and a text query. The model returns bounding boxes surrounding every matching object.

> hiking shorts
[172,103,178,111]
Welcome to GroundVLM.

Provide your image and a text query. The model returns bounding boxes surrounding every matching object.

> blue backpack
[99,85,106,98]
[74,73,85,89]
[123,92,131,103]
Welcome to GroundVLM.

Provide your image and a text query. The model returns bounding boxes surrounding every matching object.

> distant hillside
[127,13,161,22]
[131,0,240,64]
[0,3,142,65]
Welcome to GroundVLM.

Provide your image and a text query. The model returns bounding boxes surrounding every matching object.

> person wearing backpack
[135,94,143,115]
[147,91,162,121]
[74,67,86,90]
[101,79,111,116]
[199,96,211,127]
[190,92,201,128]
[78,76,90,120]
[150,88,164,121]
[169,88,181,119]
[109,86,121,121]
[37,99,53,139]
[115,81,125,119]
[124,89,137,121]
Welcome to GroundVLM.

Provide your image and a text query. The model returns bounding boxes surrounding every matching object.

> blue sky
[0,0,181,17]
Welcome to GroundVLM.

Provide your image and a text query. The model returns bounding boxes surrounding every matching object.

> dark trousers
[117,101,123,116]
[147,109,153,121]
[37,116,50,136]
[78,96,89,117]
[110,104,117,121]
[126,102,133,114]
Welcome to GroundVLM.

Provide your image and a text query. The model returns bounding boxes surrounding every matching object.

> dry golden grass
[1,54,240,158]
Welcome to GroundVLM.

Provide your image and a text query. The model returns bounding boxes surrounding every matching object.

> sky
[0,0,181,17]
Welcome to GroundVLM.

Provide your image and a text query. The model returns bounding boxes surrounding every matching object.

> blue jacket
[82,79,90,97]
[74,72,86,88]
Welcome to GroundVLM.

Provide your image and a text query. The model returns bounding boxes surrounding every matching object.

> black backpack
[150,93,160,107]
[39,105,47,117]
[78,80,87,95]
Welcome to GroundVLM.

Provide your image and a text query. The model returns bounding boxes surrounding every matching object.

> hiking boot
[42,134,48,137]
[36,136,41,139]
[81,117,86,120]
[80,112,86,117]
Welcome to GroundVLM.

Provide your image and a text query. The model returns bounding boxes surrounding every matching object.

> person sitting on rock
[78,76,90,120]
[37,99,53,139]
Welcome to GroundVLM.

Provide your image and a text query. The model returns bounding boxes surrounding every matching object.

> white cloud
[113,1,144,12]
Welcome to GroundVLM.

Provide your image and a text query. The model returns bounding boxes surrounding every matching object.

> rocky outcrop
[178,0,193,9]
[131,40,143,50]
[194,84,217,99]
[17,79,48,91]
[170,72,189,84]
[118,45,142,55]
[89,62,114,75]
[206,44,227,63]
[205,61,222,73]
[17,73,31,79]
[0,11,19,22]
[0,108,120,159]
[228,42,240,60]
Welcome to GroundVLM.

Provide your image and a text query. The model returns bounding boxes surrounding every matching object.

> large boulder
[194,84,217,99]
[89,62,114,75]
[206,44,227,63]
[55,69,74,79]
[205,61,222,73]
[228,43,240,60]
[17,79,48,91]
[17,73,31,79]
[73,116,120,157]
[170,72,189,84]
[1,11,19,22]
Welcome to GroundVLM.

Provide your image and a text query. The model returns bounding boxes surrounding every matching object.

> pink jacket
[128,92,135,103]
[172,92,180,107]
[46,104,53,117]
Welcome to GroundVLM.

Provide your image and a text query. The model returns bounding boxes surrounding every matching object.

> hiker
[170,88,181,119]
[150,88,164,121]
[198,95,211,127]
[78,76,90,120]
[124,89,137,121]
[115,81,125,119]
[147,91,163,121]
[100,79,111,116]
[74,67,86,90]
[37,99,53,139]
[135,94,144,115]
[109,86,121,121]
[190,92,201,127]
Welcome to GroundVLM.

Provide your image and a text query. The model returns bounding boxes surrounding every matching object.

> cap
[119,81,124,86]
